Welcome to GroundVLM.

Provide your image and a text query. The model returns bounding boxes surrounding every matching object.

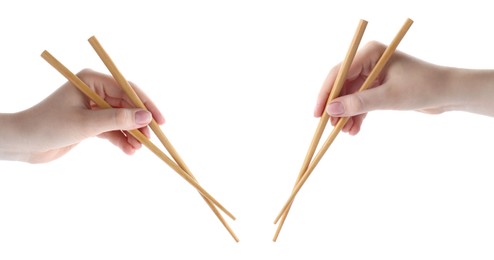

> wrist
[444,67,494,116]
[0,112,30,161]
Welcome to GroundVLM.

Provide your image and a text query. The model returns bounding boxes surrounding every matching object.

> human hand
[314,41,456,135]
[1,69,165,163]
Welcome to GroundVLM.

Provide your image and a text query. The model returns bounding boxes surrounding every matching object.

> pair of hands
[3,41,491,163]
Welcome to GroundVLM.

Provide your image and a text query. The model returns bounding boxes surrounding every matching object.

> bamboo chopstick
[274,18,414,240]
[87,36,238,241]
[272,19,368,241]
[41,50,236,223]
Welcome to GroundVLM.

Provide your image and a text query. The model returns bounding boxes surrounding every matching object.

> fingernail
[135,110,152,125]
[327,102,344,116]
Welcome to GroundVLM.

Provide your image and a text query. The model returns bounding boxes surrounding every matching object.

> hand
[0,69,165,163]
[314,41,468,135]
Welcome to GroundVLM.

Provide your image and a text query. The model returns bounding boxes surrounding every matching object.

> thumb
[87,108,152,134]
[326,87,387,117]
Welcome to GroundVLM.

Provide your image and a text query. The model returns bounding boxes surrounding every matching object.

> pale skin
[0,69,165,164]
[315,41,494,135]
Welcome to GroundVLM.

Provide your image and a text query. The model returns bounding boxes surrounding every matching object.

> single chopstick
[274,18,414,236]
[272,19,368,241]
[87,36,238,241]
[41,50,235,222]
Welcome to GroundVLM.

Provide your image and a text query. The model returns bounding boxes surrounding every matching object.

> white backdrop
[1,1,494,259]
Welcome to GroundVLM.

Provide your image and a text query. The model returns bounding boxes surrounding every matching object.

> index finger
[81,69,166,124]
[129,81,165,124]
[314,41,388,118]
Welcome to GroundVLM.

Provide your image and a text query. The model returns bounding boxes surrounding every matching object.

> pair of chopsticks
[273,18,414,241]
[41,36,239,242]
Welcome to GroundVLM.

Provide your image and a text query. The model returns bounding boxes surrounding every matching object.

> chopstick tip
[88,35,98,43]
[40,50,54,61]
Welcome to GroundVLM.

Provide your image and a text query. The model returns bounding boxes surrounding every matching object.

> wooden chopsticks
[273,18,414,241]
[87,36,239,241]
[272,19,368,241]
[41,38,238,241]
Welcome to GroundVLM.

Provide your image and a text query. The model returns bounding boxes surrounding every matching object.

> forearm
[444,68,494,117]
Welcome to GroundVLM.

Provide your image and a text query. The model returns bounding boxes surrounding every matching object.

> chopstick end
[88,35,98,43]
[40,50,50,58]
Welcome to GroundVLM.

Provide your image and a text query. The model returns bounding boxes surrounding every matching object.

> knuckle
[365,40,385,51]
[76,68,94,79]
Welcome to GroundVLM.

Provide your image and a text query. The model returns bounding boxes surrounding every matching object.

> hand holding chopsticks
[41,37,238,241]
[273,18,414,241]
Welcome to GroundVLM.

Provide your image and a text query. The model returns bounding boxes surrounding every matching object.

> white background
[1,0,494,259]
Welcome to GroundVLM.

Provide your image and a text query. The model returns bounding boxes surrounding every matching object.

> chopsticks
[273,19,368,241]
[273,18,414,241]
[87,36,239,242]
[41,39,238,241]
